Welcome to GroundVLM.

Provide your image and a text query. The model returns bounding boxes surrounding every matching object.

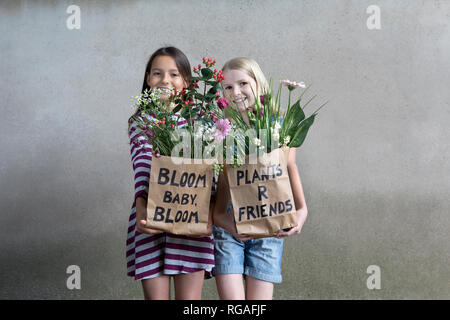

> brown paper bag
[146,155,213,236]
[225,146,298,237]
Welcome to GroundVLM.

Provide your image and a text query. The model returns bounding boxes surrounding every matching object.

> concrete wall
[1,0,448,299]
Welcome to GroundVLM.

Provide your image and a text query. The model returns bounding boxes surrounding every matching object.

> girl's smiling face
[146,55,187,92]
[221,69,258,111]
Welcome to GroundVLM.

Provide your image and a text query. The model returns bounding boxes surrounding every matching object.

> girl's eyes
[224,82,247,90]
[152,72,179,77]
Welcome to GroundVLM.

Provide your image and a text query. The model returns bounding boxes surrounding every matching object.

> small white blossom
[203,126,216,142]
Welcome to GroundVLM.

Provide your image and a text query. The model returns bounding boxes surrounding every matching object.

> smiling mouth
[233,97,247,104]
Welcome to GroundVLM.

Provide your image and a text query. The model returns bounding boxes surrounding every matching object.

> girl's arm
[276,147,308,238]
[135,197,164,235]
[129,118,163,235]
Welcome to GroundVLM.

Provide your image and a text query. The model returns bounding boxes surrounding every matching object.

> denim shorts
[213,198,285,284]
[213,225,285,283]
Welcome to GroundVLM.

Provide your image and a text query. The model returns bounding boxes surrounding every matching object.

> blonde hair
[222,57,270,103]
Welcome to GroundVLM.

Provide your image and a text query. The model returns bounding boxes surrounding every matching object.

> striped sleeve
[128,117,152,201]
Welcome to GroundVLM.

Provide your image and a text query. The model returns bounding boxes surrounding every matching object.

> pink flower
[214,119,231,142]
[217,97,229,109]
[260,95,267,104]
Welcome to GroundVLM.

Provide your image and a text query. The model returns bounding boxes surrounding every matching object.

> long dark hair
[129,47,192,127]
[141,47,192,93]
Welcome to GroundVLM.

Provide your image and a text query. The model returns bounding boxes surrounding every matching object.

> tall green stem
[283,89,292,137]
[288,90,291,111]
[200,82,206,115]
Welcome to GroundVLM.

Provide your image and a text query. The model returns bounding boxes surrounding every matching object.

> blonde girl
[213,57,308,300]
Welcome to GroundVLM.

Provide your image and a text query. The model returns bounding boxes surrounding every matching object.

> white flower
[283,136,291,145]
[253,137,261,146]
[280,79,306,89]
[203,127,216,142]
[164,87,175,95]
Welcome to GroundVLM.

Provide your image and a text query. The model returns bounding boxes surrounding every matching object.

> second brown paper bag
[225,146,298,237]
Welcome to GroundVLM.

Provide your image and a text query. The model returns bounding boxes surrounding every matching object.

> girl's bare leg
[173,270,205,300]
[141,275,171,300]
[215,274,246,300]
[245,276,273,300]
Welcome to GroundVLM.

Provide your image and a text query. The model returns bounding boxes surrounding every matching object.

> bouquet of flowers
[129,57,232,235]
[130,57,232,174]
[218,79,327,237]
[224,79,327,159]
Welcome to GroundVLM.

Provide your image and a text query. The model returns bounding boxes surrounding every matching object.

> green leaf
[286,99,305,138]
[289,114,315,148]
[203,80,219,86]
[207,86,217,95]
[205,93,217,101]
[189,76,204,81]
[172,104,182,113]
[201,68,214,79]
[194,92,205,100]
[181,107,194,119]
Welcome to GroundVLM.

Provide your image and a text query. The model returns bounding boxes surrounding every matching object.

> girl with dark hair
[125,47,215,300]
[128,47,192,125]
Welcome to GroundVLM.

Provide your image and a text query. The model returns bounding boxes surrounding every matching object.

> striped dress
[126,113,215,280]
